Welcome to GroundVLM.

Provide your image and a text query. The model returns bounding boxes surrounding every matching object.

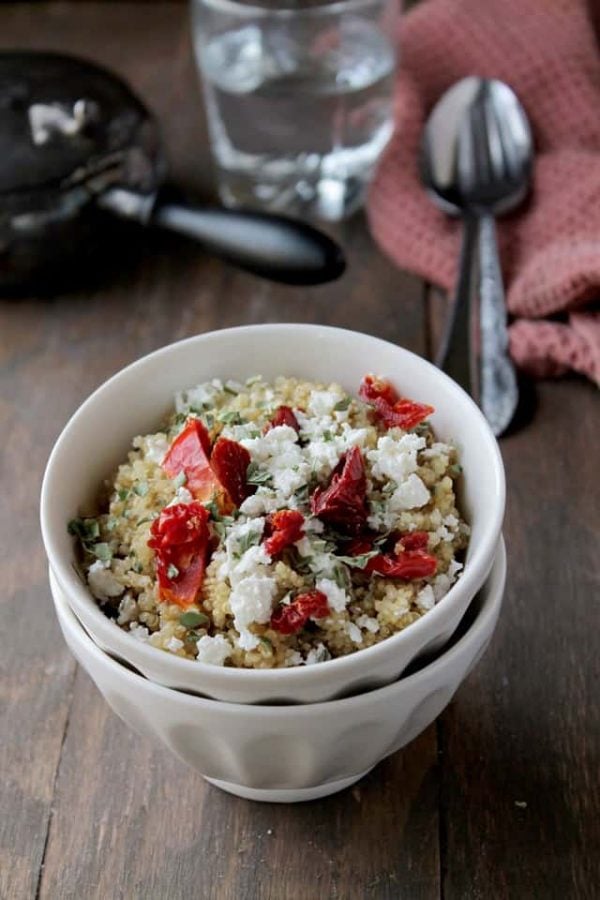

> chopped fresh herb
[134,481,149,497]
[293,484,310,503]
[322,430,334,442]
[333,566,351,589]
[246,462,272,487]
[204,413,215,429]
[205,499,220,519]
[334,397,352,412]
[414,422,431,436]
[133,561,144,574]
[449,463,463,477]
[259,636,273,652]
[93,543,113,562]
[173,412,188,427]
[106,516,119,532]
[334,550,380,569]
[118,488,130,502]
[180,610,209,629]
[166,563,180,580]
[234,529,261,558]
[137,517,152,527]
[247,429,261,439]
[223,385,239,396]
[173,471,187,489]
[217,410,244,426]
[68,517,100,543]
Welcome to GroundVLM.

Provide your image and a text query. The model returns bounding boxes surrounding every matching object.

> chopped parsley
[234,529,261,558]
[334,550,380,569]
[449,463,463,477]
[246,462,272,487]
[68,517,100,543]
[118,488,130,502]
[334,397,352,412]
[180,610,209,629]
[93,543,113,562]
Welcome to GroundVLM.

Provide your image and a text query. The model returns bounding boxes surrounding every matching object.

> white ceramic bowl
[51,538,505,802]
[41,325,505,704]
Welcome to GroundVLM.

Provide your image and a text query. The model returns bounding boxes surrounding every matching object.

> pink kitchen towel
[367,0,600,383]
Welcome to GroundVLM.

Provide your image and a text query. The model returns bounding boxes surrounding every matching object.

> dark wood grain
[0,4,598,900]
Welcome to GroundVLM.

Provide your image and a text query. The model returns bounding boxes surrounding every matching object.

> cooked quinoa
[69,375,469,668]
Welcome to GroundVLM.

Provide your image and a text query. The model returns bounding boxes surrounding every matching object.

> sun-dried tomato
[210,437,252,508]
[263,510,305,556]
[270,590,330,634]
[358,375,434,430]
[265,405,300,433]
[148,502,210,606]
[310,446,368,533]
[365,549,437,580]
[396,531,430,552]
[162,418,219,502]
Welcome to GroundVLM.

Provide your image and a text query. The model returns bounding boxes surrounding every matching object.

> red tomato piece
[358,375,434,430]
[270,590,330,634]
[162,418,220,502]
[263,510,305,556]
[310,446,368,533]
[365,549,437,580]
[148,502,210,606]
[265,405,300,433]
[396,531,430,552]
[210,437,252,508]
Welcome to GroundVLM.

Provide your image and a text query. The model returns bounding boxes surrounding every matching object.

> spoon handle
[437,214,478,394]
[478,213,518,436]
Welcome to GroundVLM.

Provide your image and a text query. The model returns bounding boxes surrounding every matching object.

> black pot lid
[0,51,165,203]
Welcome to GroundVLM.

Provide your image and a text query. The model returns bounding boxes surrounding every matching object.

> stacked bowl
[41,325,506,802]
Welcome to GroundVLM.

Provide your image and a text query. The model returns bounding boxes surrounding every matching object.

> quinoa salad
[68,374,469,668]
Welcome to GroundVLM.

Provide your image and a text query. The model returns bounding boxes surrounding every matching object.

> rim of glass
[196,0,391,18]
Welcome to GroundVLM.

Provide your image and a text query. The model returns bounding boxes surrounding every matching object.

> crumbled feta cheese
[241,425,308,499]
[305,643,331,664]
[166,636,184,653]
[175,379,222,413]
[346,622,363,644]
[284,650,304,667]
[308,389,342,417]
[196,634,232,666]
[416,585,435,612]
[224,518,266,578]
[129,622,150,642]
[421,441,453,459]
[168,486,193,506]
[390,473,430,510]
[116,593,137,625]
[305,517,324,534]
[432,560,464,601]
[87,560,124,601]
[316,578,349,613]
[356,614,380,633]
[367,433,425,483]
[133,433,169,465]
[229,574,278,650]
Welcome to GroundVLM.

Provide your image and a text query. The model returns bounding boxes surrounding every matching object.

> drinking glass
[191,0,398,221]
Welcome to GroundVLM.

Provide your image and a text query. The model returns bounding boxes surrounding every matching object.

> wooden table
[1,5,598,898]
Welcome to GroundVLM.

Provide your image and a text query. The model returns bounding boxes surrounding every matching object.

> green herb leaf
[334,397,352,412]
[137,517,152,527]
[93,543,113,562]
[246,462,272,486]
[449,463,463,477]
[235,529,261,558]
[334,550,380,569]
[67,517,100,543]
[259,636,273,652]
[218,410,244,426]
[180,610,209,629]
[166,563,180,580]
[322,430,334,442]
[118,488,130,502]
[293,484,310,504]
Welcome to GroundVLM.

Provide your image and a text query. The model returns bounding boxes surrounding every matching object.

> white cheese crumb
[229,574,277,650]
[166,636,184,653]
[346,622,363,644]
[175,380,222,413]
[416,585,436,612]
[87,560,124,601]
[304,643,331,665]
[367,433,425,483]
[195,634,233,666]
[129,622,150,642]
[284,650,304,667]
[116,593,137,625]
[356,614,380,633]
[316,578,349,613]
[167,486,193,506]
[390,473,430,511]
[432,560,464,601]
[308,389,342,417]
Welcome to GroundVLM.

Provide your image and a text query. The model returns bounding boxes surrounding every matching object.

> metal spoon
[421,77,533,435]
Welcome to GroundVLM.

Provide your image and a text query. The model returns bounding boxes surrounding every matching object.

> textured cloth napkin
[367,0,600,383]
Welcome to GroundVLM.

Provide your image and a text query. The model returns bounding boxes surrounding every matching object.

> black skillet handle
[154,203,346,286]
